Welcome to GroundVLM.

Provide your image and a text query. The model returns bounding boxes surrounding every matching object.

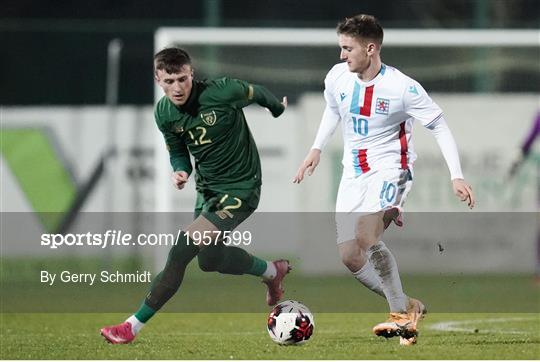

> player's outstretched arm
[452,178,475,209]
[250,84,286,118]
[293,149,321,184]
[172,170,189,190]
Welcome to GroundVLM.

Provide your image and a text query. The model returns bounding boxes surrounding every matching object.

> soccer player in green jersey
[101,47,290,344]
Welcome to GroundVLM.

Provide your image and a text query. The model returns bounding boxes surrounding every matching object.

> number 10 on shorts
[380,181,397,204]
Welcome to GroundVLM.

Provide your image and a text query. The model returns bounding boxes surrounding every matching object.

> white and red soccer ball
[267,300,314,345]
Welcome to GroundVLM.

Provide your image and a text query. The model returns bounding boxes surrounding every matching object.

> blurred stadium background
[1,0,540,298]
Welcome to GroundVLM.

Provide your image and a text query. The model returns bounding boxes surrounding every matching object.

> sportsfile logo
[40,229,254,249]
[40,230,181,249]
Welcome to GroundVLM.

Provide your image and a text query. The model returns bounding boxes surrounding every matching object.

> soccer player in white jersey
[293,14,475,345]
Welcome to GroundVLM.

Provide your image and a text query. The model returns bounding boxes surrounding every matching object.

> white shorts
[335,168,413,244]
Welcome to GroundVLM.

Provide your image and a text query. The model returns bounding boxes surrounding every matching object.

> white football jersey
[315,62,443,178]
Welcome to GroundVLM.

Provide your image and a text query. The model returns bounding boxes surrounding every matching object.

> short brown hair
[154,47,192,74]
[336,14,383,46]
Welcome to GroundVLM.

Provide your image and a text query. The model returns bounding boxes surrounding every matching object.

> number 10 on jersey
[352,116,368,136]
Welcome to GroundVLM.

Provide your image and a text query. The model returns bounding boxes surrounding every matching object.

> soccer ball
[267,300,314,345]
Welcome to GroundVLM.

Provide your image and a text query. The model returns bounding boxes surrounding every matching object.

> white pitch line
[154,318,539,337]
[428,317,538,335]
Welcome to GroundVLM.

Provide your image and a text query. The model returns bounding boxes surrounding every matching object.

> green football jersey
[154,77,284,199]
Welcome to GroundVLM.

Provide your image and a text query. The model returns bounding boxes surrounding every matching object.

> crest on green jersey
[201,110,217,126]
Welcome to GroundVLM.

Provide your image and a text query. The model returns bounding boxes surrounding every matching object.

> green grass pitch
[1,312,539,359]
[2,259,539,359]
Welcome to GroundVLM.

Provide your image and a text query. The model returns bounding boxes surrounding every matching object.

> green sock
[246,255,268,276]
[134,302,156,323]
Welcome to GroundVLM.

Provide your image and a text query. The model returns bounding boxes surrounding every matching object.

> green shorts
[194,187,260,231]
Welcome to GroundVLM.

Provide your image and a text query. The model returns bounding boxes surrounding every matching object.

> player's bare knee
[338,240,366,271]
[340,252,365,272]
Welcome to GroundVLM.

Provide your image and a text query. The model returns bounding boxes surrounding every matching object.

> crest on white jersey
[375,98,390,115]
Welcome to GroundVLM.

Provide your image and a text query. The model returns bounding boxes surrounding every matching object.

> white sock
[261,261,277,280]
[126,315,145,335]
[367,241,408,313]
[353,261,385,298]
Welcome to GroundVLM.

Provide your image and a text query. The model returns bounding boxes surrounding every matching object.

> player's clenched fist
[172,171,189,190]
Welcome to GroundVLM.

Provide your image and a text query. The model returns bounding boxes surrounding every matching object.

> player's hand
[281,96,288,109]
[172,171,189,190]
[452,178,475,209]
[293,149,321,184]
